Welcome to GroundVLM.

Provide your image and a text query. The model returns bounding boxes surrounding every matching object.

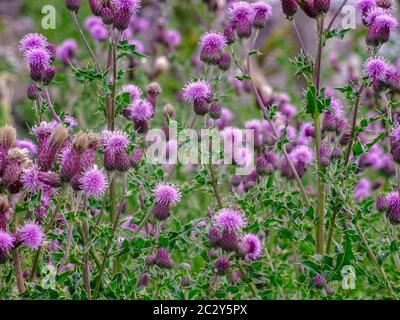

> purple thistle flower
[354,178,372,201]
[182,80,212,103]
[80,166,108,197]
[153,183,181,206]
[376,194,389,212]
[227,1,255,38]
[138,272,150,287]
[88,0,103,16]
[89,24,109,41]
[199,31,227,64]
[313,274,326,288]
[363,56,389,80]
[215,208,246,230]
[122,84,142,102]
[320,145,332,166]
[155,247,173,268]
[24,47,51,68]
[208,226,222,246]
[218,52,231,71]
[111,0,141,15]
[101,130,130,153]
[223,25,236,45]
[241,233,262,260]
[215,256,230,275]
[390,125,400,163]
[376,0,394,9]
[56,39,78,65]
[16,139,37,157]
[356,0,376,12]
[388,198,400,224]
[165,29,181,48]
[0,230,14,252]
[252,1,273,28]
[18,221,44,249]
[129,99,154,121]
[19,33,48,53]
[314,0,331,15]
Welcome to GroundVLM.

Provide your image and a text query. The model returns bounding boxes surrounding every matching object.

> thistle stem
[71,11,101,72]
[43,87,60,122]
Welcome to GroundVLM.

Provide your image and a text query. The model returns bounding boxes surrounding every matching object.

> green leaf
[117,39,146,59]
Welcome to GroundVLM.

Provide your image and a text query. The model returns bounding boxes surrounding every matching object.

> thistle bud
[27,84,40,100]
[218,52,231,71]
[314,0,330,15]
[42,66,57,86]
[215,257,230,275]
[66,0,81,12]
[209,102,222,120]
[281,0,298,19]
[101,7,114,25]
[88,0,103,16]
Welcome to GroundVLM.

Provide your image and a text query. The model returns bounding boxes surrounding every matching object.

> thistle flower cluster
[356,1,398,46]
[376,190,400,224]
[363,56,400,92]
[20,33,57,85]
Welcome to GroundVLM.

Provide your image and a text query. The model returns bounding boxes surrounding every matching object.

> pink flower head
[19,33,48,53]
[16,139,37,156]
[227,1,255,38]
[363,56,389,80]
[252,1,273,28]
[129,99,153,121]
[199,31,227,64]
[24,47,51,67]
[122,84,142,102]
[21,164,43,193]
[89,24,109,41]
[354,177,372,201]
[153,182,181,206]
[356,0,376,12]
[101,130,130,153]
[80,166,108,197]
[364,7,387,26]
[215,208,246,230]
[18,221,44,249]
[56,39,78,64]
[290,145,314,164]
[0,230,14,252]
[241,233,262,260]
[183,80,212,103]
[111,0,141,15]
[165,29,181,47]
[374,14,398,31]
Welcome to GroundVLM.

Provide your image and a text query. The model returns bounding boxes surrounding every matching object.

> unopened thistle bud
[27,84,40,100]
[42,66,56,86]
[88,0,103,16]
[101,7,114,25]
[314,0,330,15]
[215,256,230,275]
[223,25,236,45]
[66,0,81,12]
[209,102,222,120]
[218,52,231,71]
[281,0,298,18]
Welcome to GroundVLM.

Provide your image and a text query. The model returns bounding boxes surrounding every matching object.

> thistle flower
[145,255,156,265]
[354,178,372,201]
[208,226,221,246]
[388,198,400,224]
[252,1,273,28]
[138,273,150,287]
[223,25,236,45]
[112,0,141,30]
[122,84,142,102]
[66,0,81,12]
[165,29,181,48]
[0,231,14,252]
[209,102,222,120]
[183,80,212,103]
[2,148,31,194]
[389,125,400,163]
[297,0,318,18]
[363,56,389,81]
[376,194,389,212]
[21,164,59,193]
[227,1,254,38]
[88,0,103,16]
[215,208,246,230]
[355,0,376,13]
[24,47,51,68]
[19,33,48,53]
[18,221,44,249]
[218,52,231,71]
[26,84,40,101]
[101,7,114,25]
[56,39,78,65]
[199,31,227,64]
[155,247,173,268]
[313,274,326,288]
[215,256,230,275]
[320,145,332,166]
[366,12,398,45]
[129,99,154,122]
[38,124,69,171]
[101,130,129,153]
[153,183,181,206]
[376,0,393,9]
[240,233,262,260]
[89,24,109,41]
[80,166,108,197]
[281,0,298,18]
[322,98,345,132]
[256,151,276,175]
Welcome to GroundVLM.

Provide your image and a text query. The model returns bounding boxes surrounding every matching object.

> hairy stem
[43,87,60,122]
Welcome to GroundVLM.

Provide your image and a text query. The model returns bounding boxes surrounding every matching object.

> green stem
[237,260,258,298]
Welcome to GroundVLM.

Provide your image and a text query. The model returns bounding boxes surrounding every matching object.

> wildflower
[215,256,230,275]
[223,25,236,45]
[183,80,212,104]
[215,208,246,230]
[155,248,173,268]
[227,1,254,38]
[199,31,227,64]
[0,231,14,252]
[56,39,78,65]
[80,166,108,197]
[17,221,44,249]
[314,0,331,15]
[88,0,103,16]
[297,0,318,18]
[112,0,141,30]
[129,99,154,122]
[313,274,326,288]
[19,33,48,53]
[240,233,262,260]
[252,1,273,28]
[390,125,400,163]
[101,130,130,171]
[122,84,142,102]
[218,52,231,71]
[26,84,40,101]
[208,226,221,246]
